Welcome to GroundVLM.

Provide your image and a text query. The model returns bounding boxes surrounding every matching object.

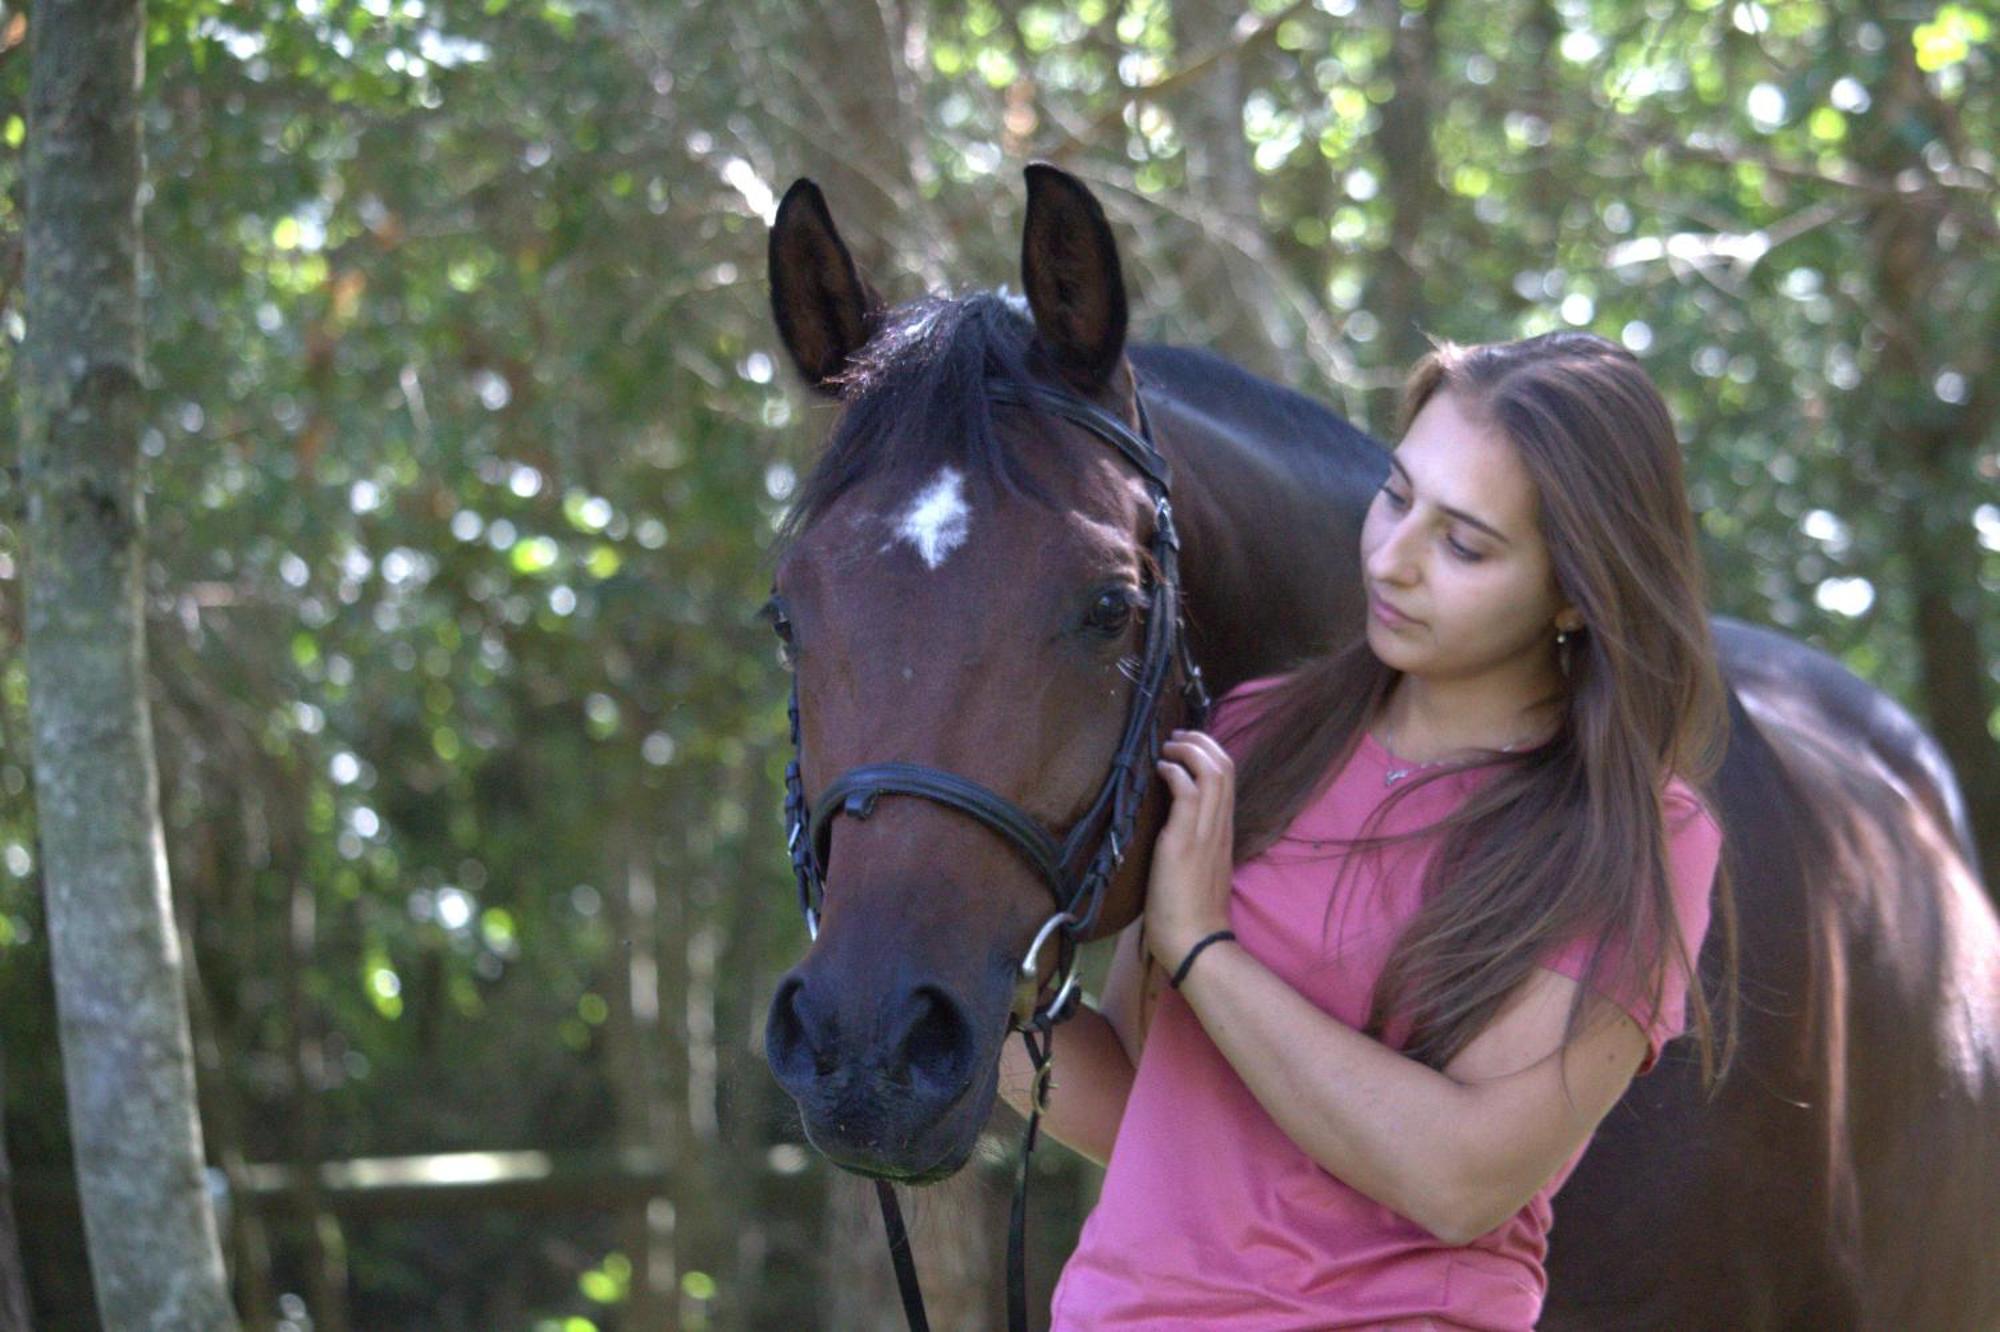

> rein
[780,374,1209,1331]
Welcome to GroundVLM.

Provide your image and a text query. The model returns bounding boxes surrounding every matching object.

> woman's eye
[1447,537,1484,562]
[1084,588,1135,635]
[1379,484,1410,510]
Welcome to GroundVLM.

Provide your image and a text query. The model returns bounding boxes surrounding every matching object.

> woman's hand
[1145,728,1237,974]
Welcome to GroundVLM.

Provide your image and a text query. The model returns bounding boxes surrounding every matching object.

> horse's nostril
[900,984,974,1093]
[766,974,837,1081]
[770,972,976,1100]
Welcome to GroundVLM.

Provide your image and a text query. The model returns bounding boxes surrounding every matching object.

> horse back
[1545,620,2000,1330]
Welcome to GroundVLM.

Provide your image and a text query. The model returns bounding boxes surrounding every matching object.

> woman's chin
[1365,619,1426,671]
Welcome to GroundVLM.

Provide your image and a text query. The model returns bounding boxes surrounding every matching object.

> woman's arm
[1174,935,1647,1244]
[996,916,1159,1165]
[995,999,1137,1168]
[1096,916,1163,1066]
[1146,728,1649,1244]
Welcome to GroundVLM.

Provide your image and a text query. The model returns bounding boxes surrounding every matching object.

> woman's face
[1359,389,1577,685]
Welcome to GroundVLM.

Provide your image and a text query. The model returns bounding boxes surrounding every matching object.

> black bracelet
[1169,929,1237,990]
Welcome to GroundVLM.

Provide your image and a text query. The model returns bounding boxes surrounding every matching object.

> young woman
[1005,331,1735,1330]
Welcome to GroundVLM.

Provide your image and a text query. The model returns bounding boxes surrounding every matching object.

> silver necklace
[1375,721,1535,787]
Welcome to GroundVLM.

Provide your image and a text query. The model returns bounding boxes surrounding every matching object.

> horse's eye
[1083,588,1135,636]
[761,596,797,667]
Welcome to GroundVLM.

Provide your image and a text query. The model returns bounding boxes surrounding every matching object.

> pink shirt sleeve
[1206,671,1294,756]
[1537,783,1722,1075]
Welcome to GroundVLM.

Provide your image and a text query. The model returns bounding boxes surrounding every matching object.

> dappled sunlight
[1,0,1993,1326]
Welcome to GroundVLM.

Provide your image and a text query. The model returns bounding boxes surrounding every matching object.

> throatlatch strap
[876,1179,931,1332]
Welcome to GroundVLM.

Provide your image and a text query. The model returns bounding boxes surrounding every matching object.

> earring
[1555,625,1577,679]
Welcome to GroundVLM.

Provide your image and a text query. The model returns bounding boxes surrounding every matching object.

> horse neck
[1134,354,1385,695]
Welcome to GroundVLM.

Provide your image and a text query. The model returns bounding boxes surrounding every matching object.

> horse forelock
[772,291,1069,563]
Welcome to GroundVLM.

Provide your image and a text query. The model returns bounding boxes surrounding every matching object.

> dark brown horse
[761,164,2000,1328]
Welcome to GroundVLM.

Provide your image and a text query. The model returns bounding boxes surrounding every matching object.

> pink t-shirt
[1049,673,1723,1331]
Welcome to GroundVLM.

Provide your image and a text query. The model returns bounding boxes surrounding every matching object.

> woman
[1009,331,1735,1330]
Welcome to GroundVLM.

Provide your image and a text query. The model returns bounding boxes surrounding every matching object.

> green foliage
[0,0,1994,1325]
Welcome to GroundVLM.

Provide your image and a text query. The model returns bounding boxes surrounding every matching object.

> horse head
[760,164,1195,1181]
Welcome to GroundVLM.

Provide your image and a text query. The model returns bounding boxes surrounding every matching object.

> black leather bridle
[779,374,1209,1332]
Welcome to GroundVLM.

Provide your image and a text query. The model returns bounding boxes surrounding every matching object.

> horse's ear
[769,178,886,396]
[1020,162,1129,392]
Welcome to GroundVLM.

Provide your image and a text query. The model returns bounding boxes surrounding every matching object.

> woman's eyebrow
[1388,457,1513,545]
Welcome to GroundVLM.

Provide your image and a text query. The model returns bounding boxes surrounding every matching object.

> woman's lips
[1370,593,1418,629]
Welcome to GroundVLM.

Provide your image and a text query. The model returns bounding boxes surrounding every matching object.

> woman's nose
[1366,516,1420,586]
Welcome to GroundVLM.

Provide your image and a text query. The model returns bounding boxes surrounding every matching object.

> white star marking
[890,466,972,569]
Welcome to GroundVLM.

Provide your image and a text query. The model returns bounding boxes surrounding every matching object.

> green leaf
[510,536,560,574]
[1914,6,1989,72]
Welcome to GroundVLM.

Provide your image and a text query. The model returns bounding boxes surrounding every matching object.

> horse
[759,163,2000,1328]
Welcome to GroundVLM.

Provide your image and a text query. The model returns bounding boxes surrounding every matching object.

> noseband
[777,374,1209,1332]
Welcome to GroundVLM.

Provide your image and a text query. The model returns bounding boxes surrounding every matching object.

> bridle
[778,374,1209,1332]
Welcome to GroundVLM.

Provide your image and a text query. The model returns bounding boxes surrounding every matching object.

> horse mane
[771,292,1386,565]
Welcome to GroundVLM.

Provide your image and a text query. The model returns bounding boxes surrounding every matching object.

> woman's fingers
[1162,737,1230,783]
[1155,758,1195,829]
[1170,735,1228,776]
[1169,728,1233,770]
[1160,736,1230,846]
[1173,743,1218,842]
[1161,737,1221,770]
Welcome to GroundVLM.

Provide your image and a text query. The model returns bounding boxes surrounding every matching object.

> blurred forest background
[0,0,1994,1327]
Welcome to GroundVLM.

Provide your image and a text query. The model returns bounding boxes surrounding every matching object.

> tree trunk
[721,742,788,1327]
[602,815,675,1331]
[794,0,940,287]
[1363,0,1447,430]
[284,880,349,1332]
[1854,3,2000,890]
[19,2,238,1326]
[0,1042,34,1331]
[179,909,276,1331]
[1171,3,1285,381]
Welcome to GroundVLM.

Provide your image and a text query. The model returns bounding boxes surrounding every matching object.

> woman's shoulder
[1206,670,1299,748]
[1659,775,1724,926]
[1213,670,1296,709]
[1661,774,1722,841]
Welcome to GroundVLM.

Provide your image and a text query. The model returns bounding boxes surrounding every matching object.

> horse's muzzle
[766,969,997,1179]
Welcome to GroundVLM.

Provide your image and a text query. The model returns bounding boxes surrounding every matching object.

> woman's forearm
[1174,938,1489,1240]
[995,1001,1136,1168]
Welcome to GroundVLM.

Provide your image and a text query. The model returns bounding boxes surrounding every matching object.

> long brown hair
[1220,331,1736,1084]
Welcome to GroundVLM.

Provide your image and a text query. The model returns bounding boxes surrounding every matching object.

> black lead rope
[874,1021,1055,1332]
[876,1178,931,1332]
[1006,1022,1055,1332]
